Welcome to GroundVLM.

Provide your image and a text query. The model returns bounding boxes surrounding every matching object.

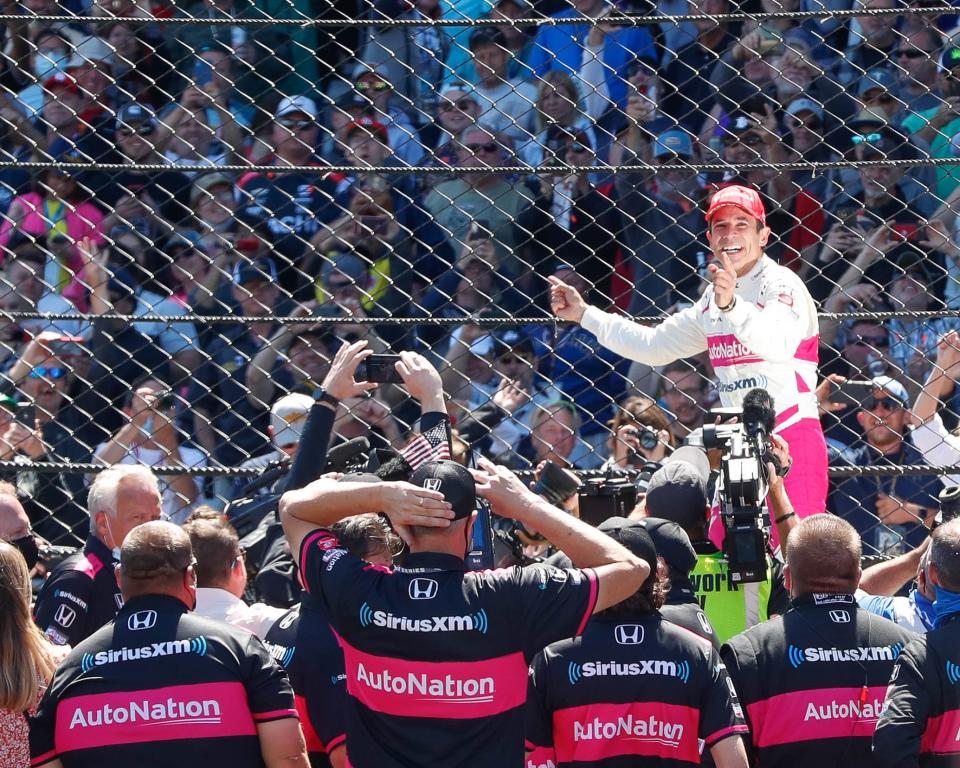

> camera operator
[549,184,827,523]
[722,515,916,767]
[873,517,960,765]
[280,448,648,766]
[644,444,794,643]
[526,518,749,768]
[603,395,674,471]
[857,538,935,634]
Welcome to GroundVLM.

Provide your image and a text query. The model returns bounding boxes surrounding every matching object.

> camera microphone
[741,388,776,440]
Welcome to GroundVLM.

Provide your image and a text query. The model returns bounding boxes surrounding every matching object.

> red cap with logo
[705,184,767,227]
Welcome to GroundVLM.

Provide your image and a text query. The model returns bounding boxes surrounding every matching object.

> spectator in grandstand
[101,19,179,109]
[873,518,960,766]
[527,519,748,767]
[184,514,285,638]
[780,98,839,207]
[660,0,737,133]
[236,393,313,481]
[0,540,69,766]
[357,0,450,128]
[237,96,338,293]
[467,26,538,147]
[893,25,943,113]
[0,237,87,338]
[723,515,915,767]
[66,36,115,112]
[642,446,791,642]
[707,26,783,131]
[531,263,628,465]
[92,378,207,524]
[38,73,109,160]
[420,81,480,185]
[603,395,674,470]
[162,107,233,174]
[246,322,339,410]
[856,67,903,119]
[349,62,427,167]
[517,129,622,301]
[13,27,71,118]
[657,359,709,443]
[830,376,940,555]
[280,453,648,768]
[442,0,534,85]
[528,0,655,116]
[190,257,283,489]
[606,56,669,166]
[424,125,534,275]
[901,45,960,201]
[911,330,960,487]
[838,0,901,86]
[30,520,308,768]
[516,71,595,167]
[33,465,162,646]
[0,98,36,217]
[615,127,708,313]
[504,400,588,469]
[189,172,237,242]
[0,156,105,311]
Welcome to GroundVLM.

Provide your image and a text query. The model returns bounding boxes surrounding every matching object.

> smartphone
[830,379,876,409]
[360,354,403,384]
[193,59,214,88]
[154,390,175,410]
[17,402,35,428]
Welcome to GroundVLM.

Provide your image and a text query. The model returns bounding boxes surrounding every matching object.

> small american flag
[401,421,452,470]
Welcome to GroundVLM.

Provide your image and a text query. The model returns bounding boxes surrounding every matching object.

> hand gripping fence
[2,0,960,559]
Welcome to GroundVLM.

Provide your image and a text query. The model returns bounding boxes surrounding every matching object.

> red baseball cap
[705,185,767,227]
[44,73,80,94]
[345,117,389,146]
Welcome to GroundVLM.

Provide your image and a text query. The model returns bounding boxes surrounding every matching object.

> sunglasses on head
[29,366,66,379]
[357,80,390,92]
[279,118,314,130]
[723,133,764,147]
[465,141,500,153]
[865,396,901,411]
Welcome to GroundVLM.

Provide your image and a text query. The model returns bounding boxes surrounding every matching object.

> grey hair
[88,465,160,533]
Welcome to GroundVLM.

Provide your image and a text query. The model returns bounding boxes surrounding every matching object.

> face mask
[10,533,39,570]
[32,50,69,81]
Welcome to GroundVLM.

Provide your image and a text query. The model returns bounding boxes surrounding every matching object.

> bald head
[785,515,862,596]
[0,490,30,541]
[118,521,196,602]
[930,518,960,593]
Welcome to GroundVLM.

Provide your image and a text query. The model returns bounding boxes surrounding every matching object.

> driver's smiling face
[706,206,770,275]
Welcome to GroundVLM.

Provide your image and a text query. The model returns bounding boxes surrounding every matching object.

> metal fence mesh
[2,0,960,557]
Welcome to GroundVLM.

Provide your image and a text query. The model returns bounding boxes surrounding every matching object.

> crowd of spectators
[3,0,960,562]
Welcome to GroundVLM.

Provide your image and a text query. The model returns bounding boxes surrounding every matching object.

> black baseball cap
[597,517,659,574]
[409,460,476,520]
[644,447,710,522]
[639,517,697,574]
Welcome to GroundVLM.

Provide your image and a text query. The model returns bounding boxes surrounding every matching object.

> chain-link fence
[2,0,960,556]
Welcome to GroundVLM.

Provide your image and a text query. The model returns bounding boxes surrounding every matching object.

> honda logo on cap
[614,624,644,645]
[409,578,438,600]
[829,609,851,624]
[128,610,157,631]
[423,478,442,492]
[54,604,76,628]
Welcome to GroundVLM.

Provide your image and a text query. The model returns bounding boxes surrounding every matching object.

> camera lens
[639,428,659,450]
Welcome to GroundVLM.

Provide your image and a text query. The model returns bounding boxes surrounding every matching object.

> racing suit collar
[396,552,466,573]
[118,593,190,616]
[86,534,118,564]
[790,592,856,609]
[742,254,770,283]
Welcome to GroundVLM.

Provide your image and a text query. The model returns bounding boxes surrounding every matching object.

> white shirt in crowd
[193,587,286,640]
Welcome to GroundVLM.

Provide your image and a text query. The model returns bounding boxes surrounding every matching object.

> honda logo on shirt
[128,610,157,631]
[614,625,644,645]
[829,610,851,624]
[55,604,76,628]
[409,578,438,600]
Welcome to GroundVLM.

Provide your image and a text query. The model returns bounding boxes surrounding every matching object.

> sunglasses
[440,98,474,111]
[465,141,500,153]
[865,396,902,411]
[357,80,390,92]
[28,366,66,379]
[852,132,882,145]
[723,133,764,147]
[118,125,155,137]
[788,117,822,131]
[853,334,890,347]
[278,119,314,130]
[895,49,930,58]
